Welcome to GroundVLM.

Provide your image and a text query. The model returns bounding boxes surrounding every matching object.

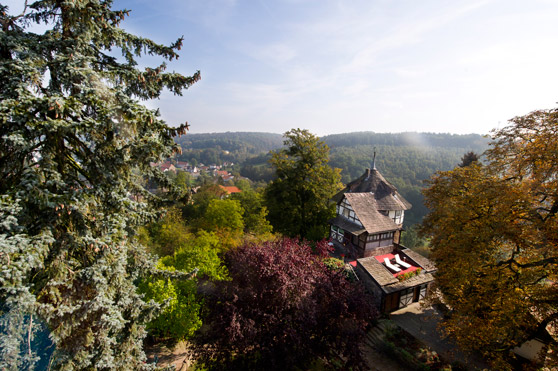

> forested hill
[323,132,487,149]
[176,131,488,166]
[175,132,284,164]
[176,131,489,225]
[322,132,489,183]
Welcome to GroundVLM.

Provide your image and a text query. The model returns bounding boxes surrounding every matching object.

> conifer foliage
[0,1,199,369]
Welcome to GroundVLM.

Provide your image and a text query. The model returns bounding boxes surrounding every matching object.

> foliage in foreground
[0,1,198,369]
[200,238,377,370]
[422,107,558,368]
[138,209,227,341]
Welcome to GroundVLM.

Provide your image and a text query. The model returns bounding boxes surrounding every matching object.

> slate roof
[402,249,436,272]
[344,193,400,234]
[332,168,411,210]
[381,272,435,294]
[328,215,366,235]
[358,256,399,286]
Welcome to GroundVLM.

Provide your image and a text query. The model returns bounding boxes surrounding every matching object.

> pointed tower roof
[332,168,412,210]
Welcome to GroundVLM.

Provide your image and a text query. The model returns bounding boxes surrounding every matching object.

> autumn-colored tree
[201,238,376,370]
[265,129,342,240]
[422,108,558,368]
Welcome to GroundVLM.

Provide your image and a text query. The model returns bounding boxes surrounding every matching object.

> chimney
[372,147,377,170]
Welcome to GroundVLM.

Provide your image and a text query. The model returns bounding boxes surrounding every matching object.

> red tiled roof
[219,185,242,194]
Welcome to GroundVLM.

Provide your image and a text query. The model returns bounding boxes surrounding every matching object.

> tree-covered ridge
[175,131,488,168]
[322,131,488,149]
[175,132,283,165]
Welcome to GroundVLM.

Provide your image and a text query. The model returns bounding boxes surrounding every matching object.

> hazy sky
[7,0,558,135]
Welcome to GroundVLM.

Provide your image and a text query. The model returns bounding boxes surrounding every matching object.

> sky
[6,0,558,136]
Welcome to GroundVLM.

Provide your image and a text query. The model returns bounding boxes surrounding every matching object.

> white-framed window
[368,234,380,242]
[330,226,345,243]
[393,210,403,224]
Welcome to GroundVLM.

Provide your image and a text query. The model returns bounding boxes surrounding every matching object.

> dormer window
[387,210,404,224]
[393,210,403,224]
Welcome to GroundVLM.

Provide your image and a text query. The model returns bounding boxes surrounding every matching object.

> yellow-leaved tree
[422,108,558,369]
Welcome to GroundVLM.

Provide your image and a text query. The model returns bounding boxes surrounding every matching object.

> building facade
[329,165,436,313]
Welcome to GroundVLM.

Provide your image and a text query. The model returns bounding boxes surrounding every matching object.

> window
[368,234,380,242]
[393,210,403,224]
[419,284,427,300]
[399,288,413,308]
[379,232,394,240]
[330,226,344,243]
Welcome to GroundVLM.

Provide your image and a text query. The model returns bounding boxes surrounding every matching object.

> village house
[329,158,436,313]
[219,185,242,196]
[158,162,176,173]
[175,161,190,169]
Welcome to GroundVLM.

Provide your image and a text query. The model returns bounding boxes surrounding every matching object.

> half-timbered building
[329,162,436,313]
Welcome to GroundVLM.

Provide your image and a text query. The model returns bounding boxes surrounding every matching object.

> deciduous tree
[202,238,376,370]
[264,129,341,240]
[140,230,227,341]
[231,189,273,236]
[0,1,199,368]
[422,108,558,368]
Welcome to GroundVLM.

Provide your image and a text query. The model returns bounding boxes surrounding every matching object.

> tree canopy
[0,1,198,368]
[201,238,376,370]
[422,108,558,368]
[264,129,341,239]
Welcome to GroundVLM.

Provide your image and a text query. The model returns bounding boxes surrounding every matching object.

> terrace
[375,253,420,278]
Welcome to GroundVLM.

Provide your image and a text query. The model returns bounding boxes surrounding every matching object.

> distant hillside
[175,131,490,225]
[323,131,488,149]
[175,132,283,165]
[322,132,489,183]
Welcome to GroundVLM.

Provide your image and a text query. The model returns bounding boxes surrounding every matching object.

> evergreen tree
[0,1,199,369]
[458,150,480,167]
